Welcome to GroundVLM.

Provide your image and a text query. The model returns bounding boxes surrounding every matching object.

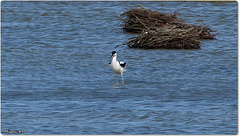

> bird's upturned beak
[110,54,113,58]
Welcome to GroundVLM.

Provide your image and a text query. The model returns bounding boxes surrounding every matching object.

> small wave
[56,11,62,14]
[139,115,149,119]
[41,13,48,16]
[24,17,32,21]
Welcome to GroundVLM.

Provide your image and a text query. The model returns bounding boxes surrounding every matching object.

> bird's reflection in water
[112,82,125,89]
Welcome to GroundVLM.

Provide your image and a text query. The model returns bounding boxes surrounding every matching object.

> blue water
[1,1,238,135]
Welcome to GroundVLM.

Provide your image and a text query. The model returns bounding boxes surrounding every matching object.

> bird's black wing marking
[119,61,126,68]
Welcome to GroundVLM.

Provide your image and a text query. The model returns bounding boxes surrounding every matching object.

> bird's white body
[110,56,126,74]
[109,51,126,83]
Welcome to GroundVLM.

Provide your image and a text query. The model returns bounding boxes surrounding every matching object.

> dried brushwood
[121,7,216,49]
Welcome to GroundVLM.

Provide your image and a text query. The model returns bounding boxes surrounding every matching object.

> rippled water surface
[1,1,238,135]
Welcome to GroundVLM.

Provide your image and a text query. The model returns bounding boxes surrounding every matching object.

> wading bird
[109,51,127,83]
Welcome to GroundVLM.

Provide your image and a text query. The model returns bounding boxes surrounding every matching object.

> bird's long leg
[121,73,124,83]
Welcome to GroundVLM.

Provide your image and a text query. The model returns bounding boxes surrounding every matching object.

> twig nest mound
[127,30,201,49]
[121,8,181,33]
[121,7,216,49]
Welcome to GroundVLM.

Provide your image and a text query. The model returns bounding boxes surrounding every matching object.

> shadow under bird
[109,51,127,83]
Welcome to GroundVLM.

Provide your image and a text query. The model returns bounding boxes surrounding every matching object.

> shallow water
[1,1,238,135]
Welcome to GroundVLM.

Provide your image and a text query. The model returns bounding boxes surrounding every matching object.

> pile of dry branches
[121,7,216,49]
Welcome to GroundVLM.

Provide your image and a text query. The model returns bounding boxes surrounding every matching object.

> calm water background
[1,1,238,135]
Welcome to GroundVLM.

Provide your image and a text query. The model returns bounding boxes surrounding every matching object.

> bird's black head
[110,51,117,58]
[112,51,117,55]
